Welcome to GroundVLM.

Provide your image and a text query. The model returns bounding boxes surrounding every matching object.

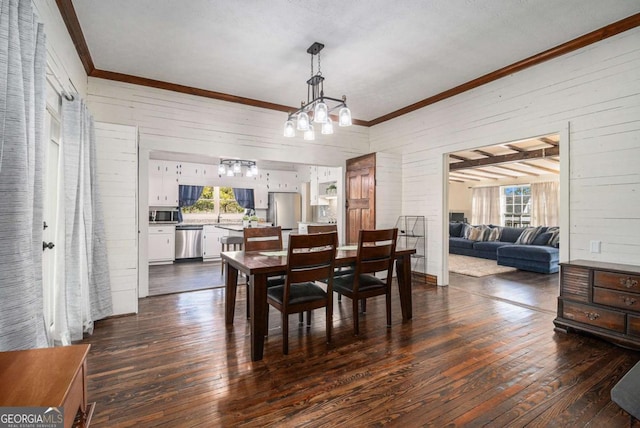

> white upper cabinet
[265,170,299,192]
[149,160,179,207]
[179,162,210,185]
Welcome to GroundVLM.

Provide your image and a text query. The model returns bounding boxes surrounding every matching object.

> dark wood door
[346,153,376,245]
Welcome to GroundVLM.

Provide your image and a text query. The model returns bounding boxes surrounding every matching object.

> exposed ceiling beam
[473,149,496,157]
[482,165,527,177]
[451,170,499,180]
[449,146,559,170]
[540,137,559,146]
[520,162,560,175]
[505,144,527,152]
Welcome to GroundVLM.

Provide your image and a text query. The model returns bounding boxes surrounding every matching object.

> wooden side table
[0,344,94,428]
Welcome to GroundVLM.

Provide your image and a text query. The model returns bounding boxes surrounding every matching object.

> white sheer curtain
[531,181,559,226]
[50,98,113,344]
[471,186,501,225]
[0,0,48,350]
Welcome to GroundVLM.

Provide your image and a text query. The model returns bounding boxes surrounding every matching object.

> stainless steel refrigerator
[267,192,301,230]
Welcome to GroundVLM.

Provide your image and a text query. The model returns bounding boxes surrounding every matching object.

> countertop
[215,223,274,232]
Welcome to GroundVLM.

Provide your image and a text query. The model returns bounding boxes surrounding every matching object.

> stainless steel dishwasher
[175,225,203,260]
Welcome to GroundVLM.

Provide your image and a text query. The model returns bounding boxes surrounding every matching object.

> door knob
[42,241,55,251]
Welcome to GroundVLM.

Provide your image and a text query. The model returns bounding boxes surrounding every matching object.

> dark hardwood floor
[148,259,244,296]
[81,267,639,427]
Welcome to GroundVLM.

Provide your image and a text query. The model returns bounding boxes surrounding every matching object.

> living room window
[502,185,531,227]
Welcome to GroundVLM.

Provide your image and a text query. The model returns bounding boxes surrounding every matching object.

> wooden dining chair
[243,226,283,252]
[332,228,398,336]
[307,224,353,297]
[266,231,338,354]
[307,224,337,234]
[243,226,284,318]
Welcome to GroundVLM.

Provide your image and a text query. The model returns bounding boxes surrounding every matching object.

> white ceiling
[71,1,639,122]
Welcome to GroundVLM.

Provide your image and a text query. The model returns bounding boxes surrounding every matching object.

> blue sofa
[449,223,559,274]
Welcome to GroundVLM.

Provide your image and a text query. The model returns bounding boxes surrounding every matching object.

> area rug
[448,254,518,277]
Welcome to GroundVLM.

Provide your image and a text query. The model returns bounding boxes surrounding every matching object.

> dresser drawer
[593,287,640,313]
[562,300,625,333]
[594,271,640,293]
[629,315,640,338]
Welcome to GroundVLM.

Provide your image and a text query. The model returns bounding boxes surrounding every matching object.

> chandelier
[283,42,352,140]
[217,159,258,177]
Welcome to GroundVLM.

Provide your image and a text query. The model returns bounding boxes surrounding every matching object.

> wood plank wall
[370,27,640,283]
[94,123,138,315]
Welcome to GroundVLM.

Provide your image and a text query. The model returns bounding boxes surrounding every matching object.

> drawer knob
[622,297,637,306]
[584,311,600,321]
[619,277,638,288]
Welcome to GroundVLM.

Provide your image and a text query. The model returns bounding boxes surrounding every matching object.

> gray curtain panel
[61,98,113,341]
[0,0,48,351]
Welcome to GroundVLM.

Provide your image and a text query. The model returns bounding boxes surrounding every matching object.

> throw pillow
[515,226,542,245]
[531,231,553,246]
[547,227,560,247]
[485,227,501,242]
[467,226,485,241]
[449,222,464,238]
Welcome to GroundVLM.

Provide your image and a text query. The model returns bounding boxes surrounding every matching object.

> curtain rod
[46,65,75,101]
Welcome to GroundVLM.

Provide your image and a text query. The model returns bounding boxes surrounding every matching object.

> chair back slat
[284,232,338,302]
[243,226,283,252]
[355,228,398,279]
[307,224,338,234]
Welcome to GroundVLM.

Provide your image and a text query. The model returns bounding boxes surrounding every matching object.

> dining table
[222,246,417,361]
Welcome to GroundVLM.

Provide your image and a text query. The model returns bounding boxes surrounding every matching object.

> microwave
[149,209,179,223]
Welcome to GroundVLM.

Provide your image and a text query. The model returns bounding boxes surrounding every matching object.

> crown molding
[54,2,640,127]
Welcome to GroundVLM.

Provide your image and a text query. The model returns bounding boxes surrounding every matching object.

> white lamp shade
[321,117,334,135]
[283,120,295,137]
[338,107,352,126]
[218,164,226,175]
[313,102,328,123]
[303,124,315,141]
[250,164,258,175]
[297,112,310,131]
[226,168,235,177]
[233,162,242,173]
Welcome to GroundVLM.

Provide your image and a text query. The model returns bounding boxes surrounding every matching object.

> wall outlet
[590,240,601,253]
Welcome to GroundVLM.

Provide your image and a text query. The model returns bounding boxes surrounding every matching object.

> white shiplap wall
[95,123,138,315]
[86,78,371,299]
[370,27,640,285]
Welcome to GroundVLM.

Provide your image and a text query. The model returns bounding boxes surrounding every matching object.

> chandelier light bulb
[250,164,258,175]
[297,112,310,131]
[303,124,315,141]
[283,120,295,137]
[218,164,226,175]
[313,102,328,124]
[338,107,352,127]
[233,162,242,174]
[226,168,234,177]
[321,117,334,135]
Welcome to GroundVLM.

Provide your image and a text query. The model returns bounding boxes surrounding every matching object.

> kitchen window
[182,186,244,222]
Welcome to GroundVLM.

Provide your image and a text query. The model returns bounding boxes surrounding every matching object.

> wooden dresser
[554,260,640,350]
[0,344,94,428]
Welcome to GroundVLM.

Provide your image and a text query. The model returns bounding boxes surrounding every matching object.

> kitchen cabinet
[254,184,269,209]
[148,225,175,264]
[179,162,210,185]
[202,226,227,260]
[309,166,340,205]
[317,166,339,183]
[266,170,299,192]
[149,160,179,207]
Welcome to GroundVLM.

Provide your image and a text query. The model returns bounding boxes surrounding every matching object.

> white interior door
[42,85,62,338]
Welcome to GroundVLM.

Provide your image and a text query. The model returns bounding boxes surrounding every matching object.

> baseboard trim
[412,271,437,286]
